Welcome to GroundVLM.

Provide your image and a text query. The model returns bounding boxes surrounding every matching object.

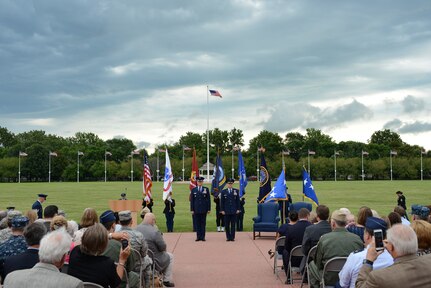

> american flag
[143,152,153,203]
[209,89,222,98]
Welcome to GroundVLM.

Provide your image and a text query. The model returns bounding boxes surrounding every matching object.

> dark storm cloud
[401,95,426,113]
[384,119,431,134]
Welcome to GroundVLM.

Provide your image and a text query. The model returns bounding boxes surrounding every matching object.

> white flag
[19,151,28,157]
[49,152,58,157]
[163,149,173,201]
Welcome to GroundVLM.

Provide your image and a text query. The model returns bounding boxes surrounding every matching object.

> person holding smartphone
[337,217,393,288]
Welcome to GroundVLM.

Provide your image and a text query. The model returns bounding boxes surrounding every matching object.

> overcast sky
[1,0,431,152]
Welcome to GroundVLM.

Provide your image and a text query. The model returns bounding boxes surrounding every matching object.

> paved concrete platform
[163,231,306,288]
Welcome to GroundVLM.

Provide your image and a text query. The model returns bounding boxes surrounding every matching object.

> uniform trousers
[224,214,237,240]
[194,213,207,240]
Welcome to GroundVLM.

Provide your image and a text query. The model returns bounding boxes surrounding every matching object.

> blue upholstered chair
[290,202,312,213]
[252,202,280,240]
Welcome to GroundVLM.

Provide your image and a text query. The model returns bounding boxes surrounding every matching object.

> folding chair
[130,247,143,288]
[147,249,163,288]
[273,236,285,275]
[320,256,347,288]
[301,244,317,288]
[287,245,304,284]
[82,282,104,288]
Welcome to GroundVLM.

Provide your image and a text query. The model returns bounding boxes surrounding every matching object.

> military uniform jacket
[190,186,211,214]
[356,253,431,288]
[32,200,43,218]
[220,188,240,215]
[163,199,176,214]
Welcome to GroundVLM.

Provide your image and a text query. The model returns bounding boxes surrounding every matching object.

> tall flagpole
[206,85,210,182]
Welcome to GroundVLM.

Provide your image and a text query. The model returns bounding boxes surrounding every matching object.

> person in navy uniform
[213,193,225,232]
[163,192,175,232]
[190,176,211,241]
[31,194,47,219]
[220,178,241,241]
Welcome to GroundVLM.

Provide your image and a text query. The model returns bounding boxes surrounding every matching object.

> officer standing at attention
[31,194,47,219]
[220,178,241,241]
[190,176,211,241]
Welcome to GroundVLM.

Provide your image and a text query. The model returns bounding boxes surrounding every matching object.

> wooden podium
[109,200,142,228]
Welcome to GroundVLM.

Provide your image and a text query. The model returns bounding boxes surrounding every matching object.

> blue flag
[303,168,319,206]
[258,153,271,202]
[264,169,287,202]
[238,150,247,198]
[211,153,226,197]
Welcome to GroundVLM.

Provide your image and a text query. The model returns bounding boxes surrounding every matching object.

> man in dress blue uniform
[337,216,393,288]
[31,194,47,219]
[220,178,241,241]
[190,176,211,241]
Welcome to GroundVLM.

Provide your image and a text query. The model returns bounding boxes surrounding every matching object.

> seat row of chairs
[273,241,347,288]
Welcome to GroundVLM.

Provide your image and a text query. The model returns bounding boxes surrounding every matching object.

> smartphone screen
[374,229,384,251]
[121,239,129,249]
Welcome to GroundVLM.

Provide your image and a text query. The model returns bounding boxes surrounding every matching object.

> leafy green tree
[228,127,244,147]
[106,138,136,163]
[285,132,305,161]
[304,128,336,158]
[179,132,204,150]
[249,130,283,160]
[0,126,17,147]
[369,129,403,149]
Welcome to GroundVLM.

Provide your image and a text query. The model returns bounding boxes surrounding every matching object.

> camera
[374,229,384,251]
[121,239,129,249]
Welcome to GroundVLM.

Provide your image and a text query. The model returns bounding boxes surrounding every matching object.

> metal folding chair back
[300,244,318,288]
[321,256,347,288]
[130,247,143,288]
[273,236,285,275]
[288,245,304,284]
[147,249,163,288]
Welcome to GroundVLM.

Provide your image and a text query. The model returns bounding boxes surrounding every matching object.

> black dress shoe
[195,239,200,241]
[201,239,206,241]
[163,281,175,287]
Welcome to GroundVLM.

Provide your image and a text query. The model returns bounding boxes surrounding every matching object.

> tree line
[0,126,429,182]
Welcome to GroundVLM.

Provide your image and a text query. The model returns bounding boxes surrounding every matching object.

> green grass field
[0,180,429,232]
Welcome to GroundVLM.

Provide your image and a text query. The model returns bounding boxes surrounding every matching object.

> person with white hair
[3,229,83,288]
[356,224,431,287]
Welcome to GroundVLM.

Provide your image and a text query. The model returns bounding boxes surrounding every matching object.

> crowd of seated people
[0,204,175,288]
[266,199,431,287]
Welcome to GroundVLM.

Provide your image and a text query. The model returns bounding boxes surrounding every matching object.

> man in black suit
[31,194,47,219]
[190,176,211,241]
[220,178,241,241]
[2,222,47,282]
[301,205,332,257]
[283,208,311,279]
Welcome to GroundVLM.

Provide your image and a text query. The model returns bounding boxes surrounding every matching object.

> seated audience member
[99,210,140,288]
[68,223,130,288]
[3,229,83,288]
[269,210,299,259]
[371,209,380,218]
[308,210,363,288]
[356,224,431,287]
[410,220,431,255]
[0,211,8,230]
[337,217,393,288]
[308,211,318,224]
[387,212,402,227]
[25,210,38,225]
[73,208,98,245]
[2,222,47,282]
[66,220,79,238]
[411,205,430,221]
[50,215,68,231]
[347,206,372,242]
[37,205,58,231]
[302,205,332,257]
[0,216,29,275]
[283,208,311,281]
[118,211,147,257]
[0,211,22,245]
[136,213,175,287]
[394,206,410,225]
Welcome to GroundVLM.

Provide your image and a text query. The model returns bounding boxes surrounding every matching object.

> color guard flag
[211,152,226,197]
[238,149,247,198]
[78,151,84,156]
[189,148,199,191]
[258,152,271,202]
[308,150,316,155]
[143,152,153,203]
[163,149,173,201]
[49,152,58,157]
[303,168,319,206]
[264,169,287,203]
[105,151,112,156]
[209,89,222,98]
[19,151,28,157]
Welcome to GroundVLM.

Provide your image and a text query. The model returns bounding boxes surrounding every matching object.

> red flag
[143,152,153,203]
[189,148,199,191]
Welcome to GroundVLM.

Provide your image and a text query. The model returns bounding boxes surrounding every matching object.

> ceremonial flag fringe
[258,152,271,202]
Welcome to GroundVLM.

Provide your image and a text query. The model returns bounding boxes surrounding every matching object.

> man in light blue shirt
[337,216,393,288]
